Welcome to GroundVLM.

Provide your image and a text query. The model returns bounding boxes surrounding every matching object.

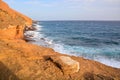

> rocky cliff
[0,0,32,39]
[0,0,120,80]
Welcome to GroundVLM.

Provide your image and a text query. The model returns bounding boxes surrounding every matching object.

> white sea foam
[45,38,53,45]
[94,56,120,68]
[35,24,43,31]
[24,24,43,40]
[26,24,120,68]
[52,43,70,54]
[53,44,120,68]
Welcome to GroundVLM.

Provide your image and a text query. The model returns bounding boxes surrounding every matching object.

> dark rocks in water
[24,35,35,42]
[32,20,39,24]
[40,38,45,41]
[25,26,36,31]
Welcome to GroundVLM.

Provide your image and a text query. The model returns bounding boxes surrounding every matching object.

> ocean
[25,21,120,68]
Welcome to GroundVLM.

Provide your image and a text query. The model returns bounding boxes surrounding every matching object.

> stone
[50,56,80,75]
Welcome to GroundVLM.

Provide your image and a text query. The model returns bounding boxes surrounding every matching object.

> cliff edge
[0,0,120,80]
[0,0,32,39]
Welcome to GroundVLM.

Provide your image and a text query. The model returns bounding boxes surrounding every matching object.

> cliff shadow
[0,61,20,80]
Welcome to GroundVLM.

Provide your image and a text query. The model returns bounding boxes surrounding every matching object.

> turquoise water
[25,21,120,68]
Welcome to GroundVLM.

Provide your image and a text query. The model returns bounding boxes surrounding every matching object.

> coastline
[28,21,120,68]
[0,0,120,79]
[1,38,120,80]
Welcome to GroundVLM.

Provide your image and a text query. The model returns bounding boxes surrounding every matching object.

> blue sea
[25,21,120,68]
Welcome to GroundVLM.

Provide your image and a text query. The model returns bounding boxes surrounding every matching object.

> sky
[4,0,120,20]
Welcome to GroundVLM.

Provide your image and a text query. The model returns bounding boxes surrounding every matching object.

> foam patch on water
[51,43,120,68]
[24,24,43,40]
[52,43,70,54]
[94,56,120,68]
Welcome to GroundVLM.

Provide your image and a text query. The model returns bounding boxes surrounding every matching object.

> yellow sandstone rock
[59,56,80,74]
[0,0,32,39]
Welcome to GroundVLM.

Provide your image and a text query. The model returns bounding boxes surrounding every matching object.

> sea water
[25,21,120,68]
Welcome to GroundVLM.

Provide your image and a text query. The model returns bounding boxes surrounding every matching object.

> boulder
[49,55,80,75]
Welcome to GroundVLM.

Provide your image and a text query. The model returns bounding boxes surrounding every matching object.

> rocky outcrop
[0,25,25,39]
[48,55,80,74]
[0,0,32,39]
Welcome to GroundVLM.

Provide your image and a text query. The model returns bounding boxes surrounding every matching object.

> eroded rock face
[0,25,25,39]
[0,0,32,39]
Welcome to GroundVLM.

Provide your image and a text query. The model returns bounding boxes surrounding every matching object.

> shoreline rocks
[45,55,80,75]
[59,56,80,74]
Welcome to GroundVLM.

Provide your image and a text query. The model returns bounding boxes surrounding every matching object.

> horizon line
[33,20,120,21]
